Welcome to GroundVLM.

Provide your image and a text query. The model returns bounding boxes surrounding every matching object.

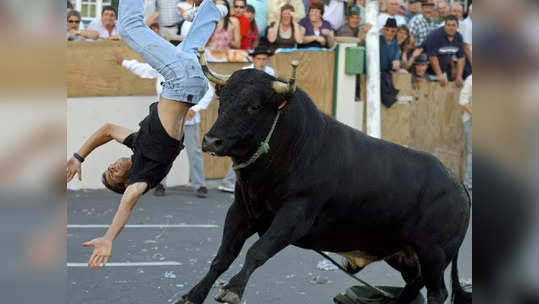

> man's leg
[184,124,207,191]
[219,166,236,193]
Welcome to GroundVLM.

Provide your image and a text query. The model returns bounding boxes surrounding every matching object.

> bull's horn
[272,60,300,94]
[197,48,229,85]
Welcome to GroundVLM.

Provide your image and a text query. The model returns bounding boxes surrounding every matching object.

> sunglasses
[234,5,245,8]
[68,19,81,24]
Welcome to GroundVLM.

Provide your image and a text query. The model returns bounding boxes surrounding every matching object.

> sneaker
[218,184,234,193]
[153,183,166,197]
[195,186,208,198]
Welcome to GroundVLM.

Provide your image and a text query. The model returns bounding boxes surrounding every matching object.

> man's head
[249,45,273,71]
[101,6,117,29]
[437,0,449,18]
[450,3,463,20]
[386,0,400,16]
[347,6,362,29]
[232,0,246,17]
[101,157,131,194]
[407,0,421,14]
[67,10,81,32]
[421,2,435,20]
[413,53,429,77]
[383,18,398,41]
[444,15,459,37]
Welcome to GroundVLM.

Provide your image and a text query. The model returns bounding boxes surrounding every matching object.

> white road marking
[67,224,218,228]
[67,262,182,267]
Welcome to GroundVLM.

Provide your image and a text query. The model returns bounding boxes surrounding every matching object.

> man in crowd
[335,5,372,42]
[144,0,183,37]
[379,18,401,72]
[411,53,435,86]
[231,0,252,49]
[404,0,421,23]
[433,0,448,24]
[378,0,407,29]
[450,2,463,21]
[423,15,465,87]
[462,4,472,68]
[66,0,224,269]
[408,1,437,46]
[87,6,121,39]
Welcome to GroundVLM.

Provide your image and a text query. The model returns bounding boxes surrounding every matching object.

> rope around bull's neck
[232,111,281,171]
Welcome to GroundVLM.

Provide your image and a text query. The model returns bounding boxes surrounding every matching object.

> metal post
[365,0,381,138]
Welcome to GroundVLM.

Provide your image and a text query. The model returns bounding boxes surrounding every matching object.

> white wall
[67,96,189,190]
[335,43,364,132]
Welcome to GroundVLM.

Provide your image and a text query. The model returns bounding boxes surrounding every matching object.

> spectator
[323,0,347,31]
[244,5,259,49]
[67,10,99,40]
[231,0,252,49]
[450,3,463,21]
[299,1,335,48]
[145,0,183,37]
[247,0,269,38]
[87,6,121,40]
[354,0,367,26]
[379,18,400,72]
[411,53,435,86]
[112,47,214,198]
[207,0,241,50]
[218,44,276,193]
[403,0,421,23]
[378,0,407,29]
[268,0,306,26]
[423,15,465,87]
[433,0,448,24]
[267,4,305,51]
[397,26,423,70]
[459,74,472,190]
[461,4,472,66]
[335,5,371,42]
[408,1,437,46]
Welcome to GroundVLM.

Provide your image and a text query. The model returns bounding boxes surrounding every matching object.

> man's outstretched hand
[66,156,82,183]
[83,238,112,269]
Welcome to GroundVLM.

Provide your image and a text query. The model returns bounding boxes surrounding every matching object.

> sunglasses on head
[68,19,81,24]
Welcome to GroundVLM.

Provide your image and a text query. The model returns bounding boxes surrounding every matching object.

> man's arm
[66,123,132,182]
[429,56,446,87]
[456,56,465,87]
[83,182,147,269]
[464,43,472,65]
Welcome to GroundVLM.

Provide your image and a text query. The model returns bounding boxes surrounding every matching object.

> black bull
[176,69,471,304]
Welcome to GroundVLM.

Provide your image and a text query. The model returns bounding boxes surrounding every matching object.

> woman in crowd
[298,1,334,48]
[266,4,305,51]
[67,10,98,41]
[244,5,259,50]
[397,25,423,71]
[207,0,241,49]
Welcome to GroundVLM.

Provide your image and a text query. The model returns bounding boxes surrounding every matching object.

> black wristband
[73,153,85,163]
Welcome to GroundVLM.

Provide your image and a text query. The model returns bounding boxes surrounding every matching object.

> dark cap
[249,44,274,57]
[347,5,361,16]
[421,1,435,7]
[414,53,429,65]
[384,18,397,28]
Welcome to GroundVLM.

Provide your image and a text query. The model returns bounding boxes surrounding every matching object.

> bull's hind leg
[175,202,255,304]
[215,198,321,304]
[416,245,449,304]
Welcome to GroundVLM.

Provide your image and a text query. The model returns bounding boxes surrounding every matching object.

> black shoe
[195,186,208,198]
[153,184,166,197]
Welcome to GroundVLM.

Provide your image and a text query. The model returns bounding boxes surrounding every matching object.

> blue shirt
[422,27,465,74]
[247,0,268,38]
[379,35,400,72]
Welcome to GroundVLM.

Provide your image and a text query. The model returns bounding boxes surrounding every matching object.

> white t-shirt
[461,17,472,53]
[87,18,119,38]
[459,75,472,122]
[242,64,276,77]
[324,0,346,31]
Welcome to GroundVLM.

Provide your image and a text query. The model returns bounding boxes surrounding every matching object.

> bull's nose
[202,135,224,154]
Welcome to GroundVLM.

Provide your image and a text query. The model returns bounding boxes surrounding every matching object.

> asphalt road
[67,185,472,304]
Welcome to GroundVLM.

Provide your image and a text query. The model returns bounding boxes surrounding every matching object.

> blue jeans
[118,0,220,103]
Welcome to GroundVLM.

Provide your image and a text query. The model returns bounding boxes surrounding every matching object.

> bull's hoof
[214,289,241,304]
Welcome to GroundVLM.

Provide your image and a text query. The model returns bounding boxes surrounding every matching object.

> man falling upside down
[66,0,226,269]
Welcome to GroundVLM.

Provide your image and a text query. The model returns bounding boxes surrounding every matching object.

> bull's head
[198,48,299,160]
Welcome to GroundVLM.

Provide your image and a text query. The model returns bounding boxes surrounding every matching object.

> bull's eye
[248,104,262,113]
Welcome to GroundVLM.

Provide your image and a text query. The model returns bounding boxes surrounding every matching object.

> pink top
[208,27,234,50]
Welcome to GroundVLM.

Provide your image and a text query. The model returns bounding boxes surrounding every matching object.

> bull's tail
[451,251,472,304]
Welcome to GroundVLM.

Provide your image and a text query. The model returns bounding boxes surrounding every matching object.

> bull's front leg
[215,198,320,304]
[175,201,255,304]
